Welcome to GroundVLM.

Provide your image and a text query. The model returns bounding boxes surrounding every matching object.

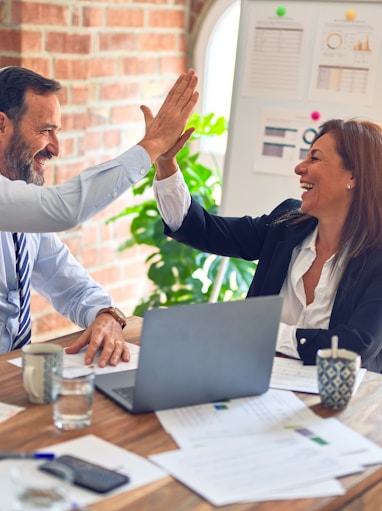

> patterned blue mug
[316,348,361,410]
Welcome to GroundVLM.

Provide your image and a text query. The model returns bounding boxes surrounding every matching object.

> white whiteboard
[220,0,382,217]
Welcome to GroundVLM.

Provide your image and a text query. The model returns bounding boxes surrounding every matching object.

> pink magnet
[311,111,320,121]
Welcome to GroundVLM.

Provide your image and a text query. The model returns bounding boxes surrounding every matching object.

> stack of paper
[9,342,140,378]
[149,389,382,506]
[270,357,366,394]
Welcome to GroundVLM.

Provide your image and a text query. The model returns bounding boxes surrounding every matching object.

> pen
[0,452,55,460]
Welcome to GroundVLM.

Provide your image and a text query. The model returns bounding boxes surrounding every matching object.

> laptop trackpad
[95,368,136,390]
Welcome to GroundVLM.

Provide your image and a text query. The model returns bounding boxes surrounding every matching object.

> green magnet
[277,6,286,17]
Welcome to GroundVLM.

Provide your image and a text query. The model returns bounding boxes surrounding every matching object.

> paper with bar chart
[308,4,381,105]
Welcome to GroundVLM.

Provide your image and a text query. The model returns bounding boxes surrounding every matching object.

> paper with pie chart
[308,3,381,105]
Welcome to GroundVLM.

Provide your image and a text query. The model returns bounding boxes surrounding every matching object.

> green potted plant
[107,113,255,316]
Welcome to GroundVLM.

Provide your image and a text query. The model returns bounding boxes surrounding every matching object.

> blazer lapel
[248,219,317,297]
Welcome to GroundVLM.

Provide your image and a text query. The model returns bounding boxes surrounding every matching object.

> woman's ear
[347,175,356,190]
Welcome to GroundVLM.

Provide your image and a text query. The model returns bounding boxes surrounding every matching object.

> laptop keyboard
[112,386,134,404]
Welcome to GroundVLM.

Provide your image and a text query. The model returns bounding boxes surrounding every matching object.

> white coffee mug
[21,344,63,404]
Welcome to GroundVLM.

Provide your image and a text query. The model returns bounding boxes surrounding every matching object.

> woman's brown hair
[276,118,382,271]
[314,119,382,265]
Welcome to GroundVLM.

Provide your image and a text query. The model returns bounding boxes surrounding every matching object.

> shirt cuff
[153,169,191,231]
[153,167,186,191]
[116,145,152,182]
[276,322,300,359]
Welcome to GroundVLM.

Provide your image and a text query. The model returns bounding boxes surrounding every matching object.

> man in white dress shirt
[0,66,198,366]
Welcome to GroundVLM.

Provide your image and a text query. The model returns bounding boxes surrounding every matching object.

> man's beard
[4,132,49,186]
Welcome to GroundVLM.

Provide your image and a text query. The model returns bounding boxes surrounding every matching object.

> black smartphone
[39,454,130,493]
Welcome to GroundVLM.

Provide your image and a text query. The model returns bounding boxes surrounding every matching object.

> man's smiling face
[0,89,61,185]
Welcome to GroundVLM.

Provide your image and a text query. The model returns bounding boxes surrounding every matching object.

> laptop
[95,295,283,414]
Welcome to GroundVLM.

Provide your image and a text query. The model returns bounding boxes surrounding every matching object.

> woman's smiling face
[294,132,355,221]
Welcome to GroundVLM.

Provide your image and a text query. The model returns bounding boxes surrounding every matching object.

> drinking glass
[52,370,95,431]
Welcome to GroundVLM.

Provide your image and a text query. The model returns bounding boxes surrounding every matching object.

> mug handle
[23,366,39,398]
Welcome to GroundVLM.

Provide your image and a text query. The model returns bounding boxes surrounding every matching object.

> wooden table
[1,316,382,511]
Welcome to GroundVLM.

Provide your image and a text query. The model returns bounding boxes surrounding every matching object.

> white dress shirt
[0,145,151,232]
[153,170,342,360]
[276,228,342,359]
[154,170,190,231]
[0,230,113,353]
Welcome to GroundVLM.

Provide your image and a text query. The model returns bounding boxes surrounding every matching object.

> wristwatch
[96,307,127,329]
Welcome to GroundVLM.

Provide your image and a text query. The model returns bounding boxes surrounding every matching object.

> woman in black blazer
[154,119,382,372]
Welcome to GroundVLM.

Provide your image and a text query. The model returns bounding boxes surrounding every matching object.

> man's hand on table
[65,314,130,367]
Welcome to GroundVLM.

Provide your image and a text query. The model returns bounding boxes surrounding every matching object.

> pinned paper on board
[308,4,381,105]
[253,107,331,176]
[240,2,313,100]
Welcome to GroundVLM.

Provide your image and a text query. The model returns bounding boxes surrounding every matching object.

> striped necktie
[12,232,32,349]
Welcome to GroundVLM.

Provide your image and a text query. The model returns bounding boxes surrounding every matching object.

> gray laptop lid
[95,296,283,414]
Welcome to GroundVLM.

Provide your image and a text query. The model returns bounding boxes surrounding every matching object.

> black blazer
[164,198,382,372]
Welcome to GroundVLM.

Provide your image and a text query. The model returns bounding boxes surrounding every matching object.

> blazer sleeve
[164,197,302,261]
[297,251,382,372]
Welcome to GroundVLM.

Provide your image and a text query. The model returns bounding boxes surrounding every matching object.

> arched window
[193,0,240,157]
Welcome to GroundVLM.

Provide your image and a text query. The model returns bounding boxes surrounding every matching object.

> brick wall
[0,0,211,342]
